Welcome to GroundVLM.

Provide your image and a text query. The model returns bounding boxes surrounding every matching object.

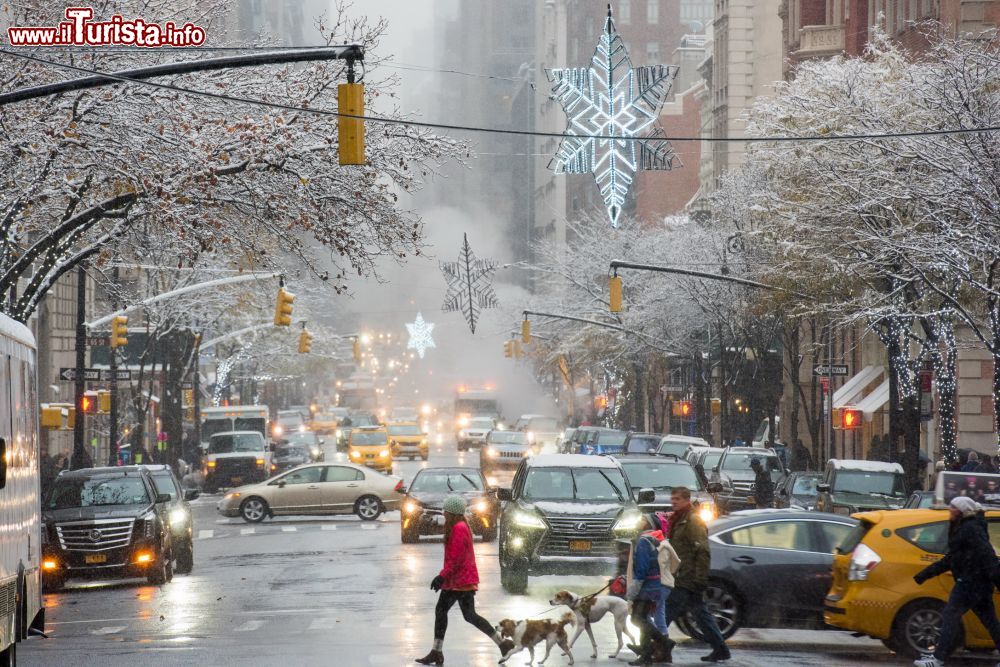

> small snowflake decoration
[547,5,679,227]
[406,312,436,359]
[441,233,499,334]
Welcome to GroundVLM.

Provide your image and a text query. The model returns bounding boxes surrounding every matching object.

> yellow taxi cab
[311,411,341,434]
[347,426,393,473]
[387,422,429,461]
[825,507,1000,658]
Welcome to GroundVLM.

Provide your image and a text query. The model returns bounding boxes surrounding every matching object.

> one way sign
[812,364,849,376]
[60,368,132,382]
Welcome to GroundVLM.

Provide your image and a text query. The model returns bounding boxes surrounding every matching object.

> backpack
[657,539,681,587]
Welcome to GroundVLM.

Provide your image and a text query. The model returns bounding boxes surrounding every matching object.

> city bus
[0,314,44,664]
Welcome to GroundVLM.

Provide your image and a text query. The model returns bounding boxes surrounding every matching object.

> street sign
[86,336,110,346]
[59,368,132,382]
[660,385,685,394]
[812,364,849,376]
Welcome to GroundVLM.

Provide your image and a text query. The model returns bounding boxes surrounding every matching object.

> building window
[647,0,660,24]
[646,42,661,63]
[619,0,631,24]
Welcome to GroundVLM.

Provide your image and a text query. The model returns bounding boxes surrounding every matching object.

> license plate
[568,540,591,552]
[231,476,243,485]
[84,554,107,564]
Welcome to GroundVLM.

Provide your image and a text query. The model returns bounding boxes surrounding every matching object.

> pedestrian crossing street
[196,521,390,540]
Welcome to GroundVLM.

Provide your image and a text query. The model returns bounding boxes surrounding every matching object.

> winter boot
[913,656,944,667]
[700,646,731,662]
[414,649,444,665]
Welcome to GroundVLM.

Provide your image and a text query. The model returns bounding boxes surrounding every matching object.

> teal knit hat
[443,495,467,515]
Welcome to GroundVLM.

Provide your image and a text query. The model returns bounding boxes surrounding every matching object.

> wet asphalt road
[18,437,994,666]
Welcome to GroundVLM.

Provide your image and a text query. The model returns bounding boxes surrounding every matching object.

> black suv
[143,464,199,574]
[709,447,787,512]
[497,454,652,593]
[42,466,173,589]
[614,453,720,521]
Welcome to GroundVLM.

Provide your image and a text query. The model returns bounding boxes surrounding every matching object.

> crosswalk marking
[198,529,214,540]
[234,619,266,632]
[281,526,297,532]
[240,527,255,536]
[321,525,337,531]
[92,626,126,635]
[360,524,376,530]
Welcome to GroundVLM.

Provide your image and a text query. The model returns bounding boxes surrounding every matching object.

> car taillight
[848,543,881,581]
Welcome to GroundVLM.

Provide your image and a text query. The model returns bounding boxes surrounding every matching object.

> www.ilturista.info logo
[6,7,206,47]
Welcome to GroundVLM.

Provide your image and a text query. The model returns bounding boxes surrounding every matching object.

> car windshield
[488,431,528,445]
[278,412,304,425]
[276,444,310,458]
[47,475,151,509]
[835,470,906,496]
[702,452,723,469]
[209,433,265,453]
[389,424,422,436]
[658,441,692,457]
[351,431,388,446]
[721,452,782,472]
[597,431,628,445]
[285,432,317,445]
[522,467,628,501]
[350,414,375,427]
[528,418,558,431]
[315,413,338,421]
[793,476,821,495]
[625,436,661,453]
[621,462,702,490]
[469,419,494,429]
[150,472,177,500]
[411,471,483,492]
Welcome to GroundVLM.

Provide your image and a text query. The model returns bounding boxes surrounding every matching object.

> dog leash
[520,581,614,619]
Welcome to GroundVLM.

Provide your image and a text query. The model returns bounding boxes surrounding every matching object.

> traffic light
[833,407,863,430]
[609,275,623,313]
[672,400,693,418]
[80,391,98,414]
[273,287,295,326]
[514,341,522,359]
[111,315,128,348]
[352,338,361,362]
[41,405,63,429]
[521,319,531,344]
[504,341,513,358]
[298,330,314,354]
[98,390,111,414]
[338,82,366,165]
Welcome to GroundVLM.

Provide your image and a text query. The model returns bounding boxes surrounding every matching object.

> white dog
[549,589,636,659]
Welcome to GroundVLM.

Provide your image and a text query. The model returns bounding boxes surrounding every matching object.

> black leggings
[434,590,494,640]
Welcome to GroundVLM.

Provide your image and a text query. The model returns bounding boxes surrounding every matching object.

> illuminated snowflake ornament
[406,312,436,359]
[441,233,499,334]
[547,5,680,227]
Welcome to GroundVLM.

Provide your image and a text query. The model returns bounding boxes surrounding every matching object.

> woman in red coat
[416,495,512,665]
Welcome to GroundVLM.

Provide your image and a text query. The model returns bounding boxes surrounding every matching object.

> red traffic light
[80,392,98,414]
[680,401,692,417]
[842,408,861,429]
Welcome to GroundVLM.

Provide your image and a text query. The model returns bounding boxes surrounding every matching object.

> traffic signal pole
[72,265,92,470]
[108,265,119,467]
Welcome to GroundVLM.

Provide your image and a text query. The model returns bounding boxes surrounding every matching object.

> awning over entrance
[856,378,891,418]
[833,365,885,408]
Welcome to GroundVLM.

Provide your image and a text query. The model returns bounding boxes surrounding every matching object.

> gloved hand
[430,575,444,592]
[913,572,928,585]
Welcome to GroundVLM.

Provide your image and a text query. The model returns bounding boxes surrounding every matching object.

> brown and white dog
[548,589,635,659]
[495,612,575,666]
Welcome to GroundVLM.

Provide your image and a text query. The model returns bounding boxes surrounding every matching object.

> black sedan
[399,467,498,543]
[676,509,857,640]
[773,472,822,510]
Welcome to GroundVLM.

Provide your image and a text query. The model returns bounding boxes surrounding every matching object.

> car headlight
[459,430,468,438]
[336,429,343,439]
[458,417,470,428]
[298,425,307,433]
[350,450,361,459]
[311,447,320,458]
[514,511,546,529]
[379,449,390,458]
[698,502,717,523]
[474,500,489,514]
[614,511,642,532]
[404,501,420,514]
[224,492,241,501]
[486,447,498,459]
[170,508,188,527]
[526,431,535,443]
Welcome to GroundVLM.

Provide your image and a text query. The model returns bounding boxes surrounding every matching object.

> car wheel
[680,581,741,640]
[240,497,268,523]
[43,574,65,593]
[500,558,528,594]
[175,539,194,574]
[355,495,383,521]
[0,640,15,667]
[889,599,948,659]
[147,555,169,585]
[421,454,429,461]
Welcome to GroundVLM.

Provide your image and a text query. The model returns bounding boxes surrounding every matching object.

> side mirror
[707,482,724,494]
[155,493,171,504]
[496,488,513,502]
[183,488,201,501]
[636,488,655,505]
[398,486,408,495]
[817,483,831,493]
[319,439,325,445]
[277,480,287,488]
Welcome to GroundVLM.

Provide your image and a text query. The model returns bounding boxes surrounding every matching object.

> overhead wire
[1,48,998,143]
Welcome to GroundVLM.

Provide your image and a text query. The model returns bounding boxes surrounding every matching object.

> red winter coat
[439,520,480,590]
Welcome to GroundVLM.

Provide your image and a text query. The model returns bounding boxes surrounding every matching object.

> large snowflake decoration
[440,233,499,334]
[547,6,680,227]
[406,312,436,359]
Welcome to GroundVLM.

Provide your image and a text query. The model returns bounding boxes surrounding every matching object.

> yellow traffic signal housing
[352,338,361,362]
[298,330,313,354]
[111,315,129,348]
[41,405,63,429]
[833,407,863,430]
[609,275,623,313]
[80,391,99,414]
[338,82,366,165]
[98,390,111,414]
[504,341,513,358]
[521,319,531,344]
[672,400,693,418]
[514,341,522,359]
[273,288,295,326]
[711,398,721,416]
[65,406,75,430]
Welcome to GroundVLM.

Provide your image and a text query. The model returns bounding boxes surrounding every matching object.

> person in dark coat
[750,458,774,509]
[912,496,1000,667]
[960,451,980,472]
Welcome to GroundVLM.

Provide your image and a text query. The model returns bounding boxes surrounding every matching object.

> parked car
[456,417,495,451]
[560,428,577,453]
[203,431,273,493]
[496,454,653,593]
[676,510,857,641]
[514,415,562,453]
[622,432,663,454]
[813,460,907,514]
[400,467,498,543]
[824,508,1000,657]
[774,472,823,511]
[689,446,726,478]
[42,466,174,589]
[903,490,935,509]
[347,426,394,473]
[216,462,404,522]
[709,447,787,512]
[388,422,429,461]
[144,464,199,574]
[569,426,602,453]
[481,430,531,475]
[579,429,628,455]
[613,453,719,522]
[657,434,711,458]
